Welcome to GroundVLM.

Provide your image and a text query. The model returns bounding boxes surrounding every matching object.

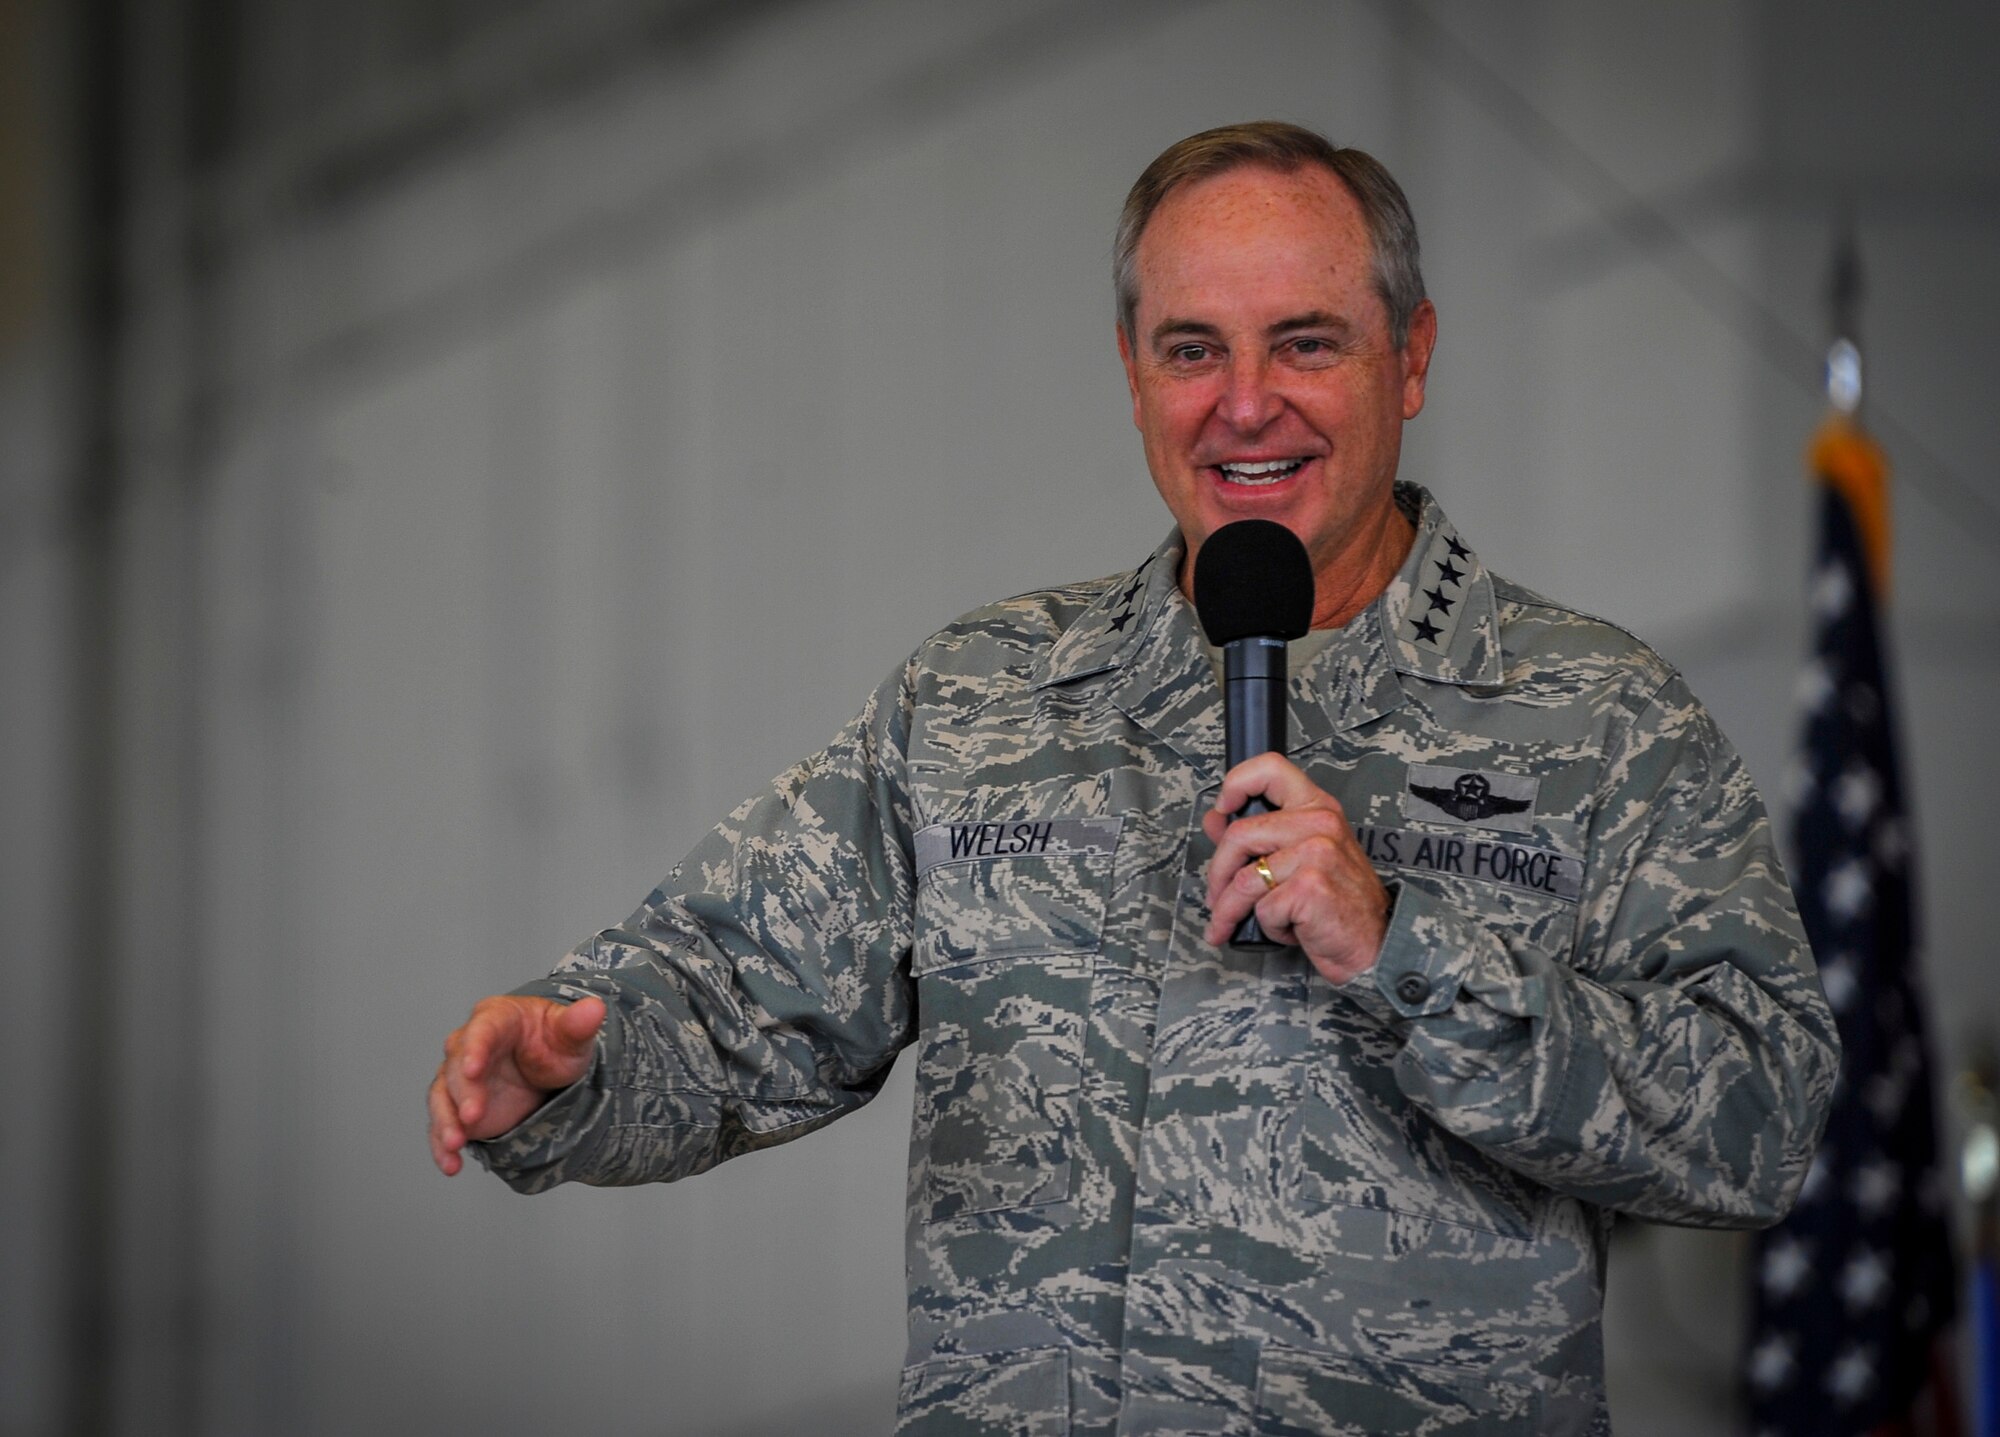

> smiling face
[1117,162,1437,628]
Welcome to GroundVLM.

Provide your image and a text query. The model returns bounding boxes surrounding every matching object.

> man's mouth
[1216,458,1308,486]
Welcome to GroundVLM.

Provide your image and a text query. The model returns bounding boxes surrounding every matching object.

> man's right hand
[427,994,606,1176]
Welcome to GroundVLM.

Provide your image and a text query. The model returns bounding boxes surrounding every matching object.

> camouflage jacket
[476,483,1838,1436]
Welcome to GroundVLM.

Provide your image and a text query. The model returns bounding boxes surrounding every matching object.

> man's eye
[1169,343,1211,363]
[1291,337,1329,355]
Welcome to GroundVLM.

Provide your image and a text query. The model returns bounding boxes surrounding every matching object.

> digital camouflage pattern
[475,484,1838,1435]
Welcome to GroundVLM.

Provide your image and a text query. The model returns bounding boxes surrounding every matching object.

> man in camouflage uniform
[428,124,1838,1435]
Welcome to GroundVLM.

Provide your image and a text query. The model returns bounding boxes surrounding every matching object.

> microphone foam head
[1192,520,1316,644]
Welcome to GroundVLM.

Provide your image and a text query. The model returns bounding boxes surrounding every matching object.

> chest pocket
[909,818,1118,1223]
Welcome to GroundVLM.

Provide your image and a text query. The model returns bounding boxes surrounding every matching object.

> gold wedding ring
[1254,856,1278,892]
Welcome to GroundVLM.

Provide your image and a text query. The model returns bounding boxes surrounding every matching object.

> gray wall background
[4,1,1997,1433]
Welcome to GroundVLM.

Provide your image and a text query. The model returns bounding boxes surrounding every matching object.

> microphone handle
[1222,637,1287,949]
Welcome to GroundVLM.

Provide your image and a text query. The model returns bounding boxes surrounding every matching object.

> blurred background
[4,1,1998,1433]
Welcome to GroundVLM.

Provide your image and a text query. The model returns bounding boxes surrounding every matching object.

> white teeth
[1219,459,1306,485]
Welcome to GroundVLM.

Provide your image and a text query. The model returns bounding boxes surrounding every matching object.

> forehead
[1134,164,1379,325]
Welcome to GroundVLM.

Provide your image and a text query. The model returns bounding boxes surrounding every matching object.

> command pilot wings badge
[1404,764,1540,832]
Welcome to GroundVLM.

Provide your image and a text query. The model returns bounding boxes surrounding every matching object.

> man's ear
[1400,300,1438,420]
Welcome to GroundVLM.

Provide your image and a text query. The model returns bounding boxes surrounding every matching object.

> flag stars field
[1813,561,1853,618]
[1749,1334,1797,1391]
[1842,1250,1891,1311]
[1865,1067,1909,1126]
[1826,1345,1877,1405]
[1823,857,1873,920]
[1794,658,1835,715]
[1835,765,1881,827]
[1850,1158,1901,1216]
[1763,1236,1813,1297]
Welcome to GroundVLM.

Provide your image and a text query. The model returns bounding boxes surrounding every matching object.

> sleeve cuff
[1334,880,1470,1024]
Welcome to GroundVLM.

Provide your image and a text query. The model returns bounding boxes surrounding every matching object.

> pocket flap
[914,818,1119,969]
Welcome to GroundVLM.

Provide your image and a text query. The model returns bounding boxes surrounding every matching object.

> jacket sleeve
[472,659,921,1194]
[1336,673,1841,1228]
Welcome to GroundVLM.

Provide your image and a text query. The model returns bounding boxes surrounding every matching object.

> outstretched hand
[427,994,606,1176]
[1202,753,1390,985]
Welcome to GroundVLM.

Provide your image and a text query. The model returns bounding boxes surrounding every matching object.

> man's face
[1118,163,1437,606]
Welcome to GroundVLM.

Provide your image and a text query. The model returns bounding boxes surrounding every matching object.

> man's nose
[1219,353,1283,432]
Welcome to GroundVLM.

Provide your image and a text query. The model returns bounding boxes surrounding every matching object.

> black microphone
[1192,519,1315,949]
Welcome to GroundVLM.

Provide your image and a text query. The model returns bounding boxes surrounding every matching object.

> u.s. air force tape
[915,817,1122,878]
[1356,824,1583,903]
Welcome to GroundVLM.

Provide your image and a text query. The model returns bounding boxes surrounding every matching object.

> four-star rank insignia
[1397,523,1474,654]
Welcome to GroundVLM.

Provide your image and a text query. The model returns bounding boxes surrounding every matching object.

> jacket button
[1395,973,1431,1005]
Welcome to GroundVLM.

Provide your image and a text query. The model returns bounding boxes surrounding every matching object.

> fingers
[1203,831,1389,979]
[428,1067,466,1176]
[444,997,525,1128]
[1210,848,1304,948]
[1202,754,1343,917]
[1202,756,1388,981]
[432,1007,505,1176]
[1203,829,1343,947]
[452,997,514,1083]
[1204,801,1348,915]
[1212,752,1340,821]
[430,997,530,1176]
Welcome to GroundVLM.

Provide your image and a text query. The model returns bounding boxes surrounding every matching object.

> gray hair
[1113,121,1427,347]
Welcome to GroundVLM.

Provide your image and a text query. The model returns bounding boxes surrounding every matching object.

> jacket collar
[1031,484,1503,781]
[1377,482,1505,689]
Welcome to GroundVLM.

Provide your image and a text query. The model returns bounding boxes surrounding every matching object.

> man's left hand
[1202,753,1390,983]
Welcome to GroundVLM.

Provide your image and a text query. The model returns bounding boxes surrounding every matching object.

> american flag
[1742,415,1959,1436]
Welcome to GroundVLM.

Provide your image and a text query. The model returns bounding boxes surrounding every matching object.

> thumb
[514,996,605,1092]
[550,995,607,1054]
